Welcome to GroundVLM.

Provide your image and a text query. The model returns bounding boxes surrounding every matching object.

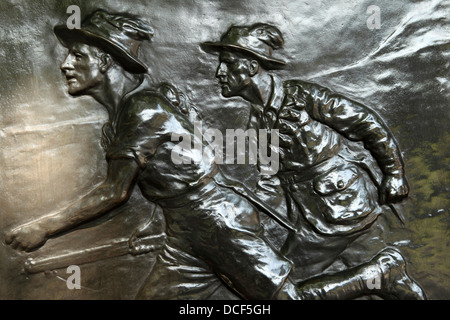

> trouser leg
[275,248,426,300]
[136,241,235,300]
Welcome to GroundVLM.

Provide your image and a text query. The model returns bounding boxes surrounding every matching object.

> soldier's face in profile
[216,51,253,98]
[60,42,105,96]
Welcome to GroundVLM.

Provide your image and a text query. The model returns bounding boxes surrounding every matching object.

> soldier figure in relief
[6,11,424,300]
[202,23,425,298]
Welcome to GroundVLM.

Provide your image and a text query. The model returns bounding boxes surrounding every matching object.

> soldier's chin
[220,87,233,98]
[67,85,86,97]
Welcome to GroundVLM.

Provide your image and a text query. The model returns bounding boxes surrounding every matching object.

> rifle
[24,233,165,274]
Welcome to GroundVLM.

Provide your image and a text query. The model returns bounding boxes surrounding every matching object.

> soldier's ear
[98,53,113,73]
[249,60,260,76]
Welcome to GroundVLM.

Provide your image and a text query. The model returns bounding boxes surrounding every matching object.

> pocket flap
[313,167,358,196]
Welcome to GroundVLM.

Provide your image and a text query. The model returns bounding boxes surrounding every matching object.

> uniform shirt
[249,75,404,177]
[105,79,216,202]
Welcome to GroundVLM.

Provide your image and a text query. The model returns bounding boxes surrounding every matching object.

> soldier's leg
[136,239,238,300]
[281,193,363,281]
[275,248,426,300]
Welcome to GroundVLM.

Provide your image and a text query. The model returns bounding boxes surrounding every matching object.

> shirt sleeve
[106,93,170,169]
[299,81,405,176]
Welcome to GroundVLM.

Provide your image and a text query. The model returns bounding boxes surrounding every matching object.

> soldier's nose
[60,55,74,72]
[216,63,226,78]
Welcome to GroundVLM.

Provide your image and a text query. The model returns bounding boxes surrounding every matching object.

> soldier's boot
[364,248,426,300]
[275,248,426,300]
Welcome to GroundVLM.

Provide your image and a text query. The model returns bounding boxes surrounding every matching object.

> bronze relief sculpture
[4,9,425,300]
[1,1,447,301]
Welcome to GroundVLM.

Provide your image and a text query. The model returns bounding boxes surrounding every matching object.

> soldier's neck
[243,72,273,108]
[91,68,142,124]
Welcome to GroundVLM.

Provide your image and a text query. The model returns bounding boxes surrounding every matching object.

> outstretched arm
[5,159,140,252]
[301,81,409,203]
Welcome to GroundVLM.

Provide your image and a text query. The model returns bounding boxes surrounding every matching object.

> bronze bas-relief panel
[0,0,448,300]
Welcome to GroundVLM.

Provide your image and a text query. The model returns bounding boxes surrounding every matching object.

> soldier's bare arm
[5,159,140,252]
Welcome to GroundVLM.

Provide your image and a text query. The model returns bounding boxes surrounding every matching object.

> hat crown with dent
[201,23,286,69]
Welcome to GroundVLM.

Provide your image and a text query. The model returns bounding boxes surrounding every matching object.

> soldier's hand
[5,220,48,252]
[380,174,409,204]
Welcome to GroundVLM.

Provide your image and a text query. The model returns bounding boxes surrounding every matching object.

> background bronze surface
[0,0,448,299]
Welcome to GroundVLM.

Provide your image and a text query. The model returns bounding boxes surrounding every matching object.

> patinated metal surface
[0,0,448,300]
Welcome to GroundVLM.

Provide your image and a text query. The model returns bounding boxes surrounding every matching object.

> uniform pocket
[313,166,358,196]
[312,164,376,223]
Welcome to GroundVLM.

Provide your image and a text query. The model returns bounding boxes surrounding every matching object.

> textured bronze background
[0,0,448,299]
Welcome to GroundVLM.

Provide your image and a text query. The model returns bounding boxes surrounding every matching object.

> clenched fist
[379,174,409,204]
